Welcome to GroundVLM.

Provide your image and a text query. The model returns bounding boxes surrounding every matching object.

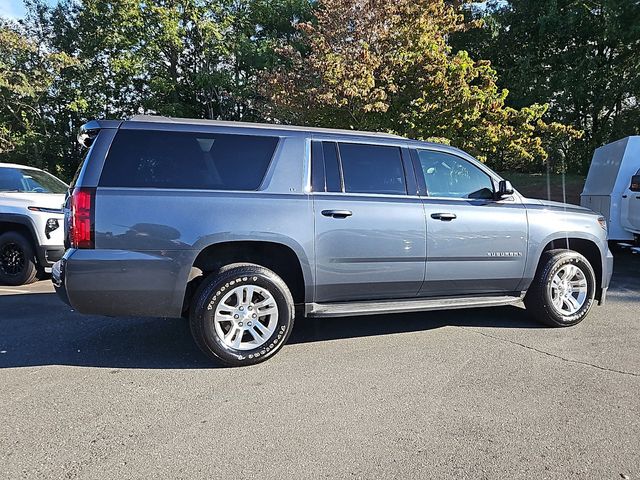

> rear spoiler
[77,119,122,148]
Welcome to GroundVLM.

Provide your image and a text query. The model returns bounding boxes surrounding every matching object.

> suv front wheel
[525,249,596,327]
[190,263,295,366]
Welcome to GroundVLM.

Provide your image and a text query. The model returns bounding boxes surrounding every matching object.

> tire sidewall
[542,253,595,326]
[0,232,36,286]
[193,268,293,365]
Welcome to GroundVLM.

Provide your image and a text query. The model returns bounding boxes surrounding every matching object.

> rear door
[412,148,528,297]
[312,139,426,303]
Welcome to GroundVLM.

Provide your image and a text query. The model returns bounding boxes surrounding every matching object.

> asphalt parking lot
[1,252,639,479]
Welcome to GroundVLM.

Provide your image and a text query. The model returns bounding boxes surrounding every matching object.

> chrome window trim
[304,137,312,194]
[310,191,422,200]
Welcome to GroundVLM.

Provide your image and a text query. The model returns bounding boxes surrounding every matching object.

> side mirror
[630,175,640,192]
[496,180,515,199]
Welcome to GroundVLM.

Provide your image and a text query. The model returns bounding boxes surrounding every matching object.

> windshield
[0,167,68,194]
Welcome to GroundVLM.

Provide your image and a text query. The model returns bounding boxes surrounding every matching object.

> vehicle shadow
[0,291,541,370]
[288,304,539,345]
[2,248,636,370]
[608,249,640,291]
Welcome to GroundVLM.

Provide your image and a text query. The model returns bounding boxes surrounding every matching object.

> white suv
[0,163,67,285]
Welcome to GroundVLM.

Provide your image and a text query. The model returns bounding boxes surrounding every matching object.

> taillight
[70,187,95,249]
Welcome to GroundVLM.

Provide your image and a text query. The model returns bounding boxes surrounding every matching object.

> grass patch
[498,172,586,206]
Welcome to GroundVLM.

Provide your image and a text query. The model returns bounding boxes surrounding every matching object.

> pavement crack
[475,331,640,378]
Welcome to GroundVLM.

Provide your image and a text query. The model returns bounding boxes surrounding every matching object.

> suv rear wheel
[524,249,596,327]
[0,231,38,286]
[190,263,295,366]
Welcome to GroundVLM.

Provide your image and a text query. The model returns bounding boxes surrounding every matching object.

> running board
[306,294,524,318]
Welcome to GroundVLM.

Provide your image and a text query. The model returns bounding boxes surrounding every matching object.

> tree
[0,0,313,180]
[453,0,640,172]
[262,0,578,172]
[135,0,313,120]
[0,0,144,177]
[0,19,74,174]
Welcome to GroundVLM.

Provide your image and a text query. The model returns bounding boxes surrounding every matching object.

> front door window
[416,150,494,200]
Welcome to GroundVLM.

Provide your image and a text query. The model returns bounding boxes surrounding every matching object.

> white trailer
[581,136,640,243]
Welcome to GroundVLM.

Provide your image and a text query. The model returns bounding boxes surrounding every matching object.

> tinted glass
[0,167,67,193]
[311,141,325,192]
[100,130,279,190]
[417,150,494,199]
[70,148,92,189]
[322,142,342,192]
[338,143,406,195]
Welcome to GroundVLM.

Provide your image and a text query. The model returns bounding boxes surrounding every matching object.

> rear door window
[338,143,406,195]
[311,141,343,193]
[322,142,343,192]
[100,130,279,190]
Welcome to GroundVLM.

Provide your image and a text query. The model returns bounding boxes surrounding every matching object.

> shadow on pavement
[0,292,539,370]
[1,250,637,370]
[608,249,640,291]
[0,292,211,369]
[288,304,538,345]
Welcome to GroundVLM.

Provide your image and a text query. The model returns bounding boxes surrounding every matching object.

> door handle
[322,209,353,218]
[431,212,457,221]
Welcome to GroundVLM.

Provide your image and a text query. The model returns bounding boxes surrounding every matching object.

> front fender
[521,205,609,292]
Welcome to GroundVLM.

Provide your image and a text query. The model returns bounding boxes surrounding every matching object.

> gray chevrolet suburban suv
[53,115,614,366]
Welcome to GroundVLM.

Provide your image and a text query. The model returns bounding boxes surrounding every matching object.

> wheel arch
[183,240,310,315]
[539,237,604,301]
[0,214,39,256]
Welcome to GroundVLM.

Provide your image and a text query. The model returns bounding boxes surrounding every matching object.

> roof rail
[127,114,406,139]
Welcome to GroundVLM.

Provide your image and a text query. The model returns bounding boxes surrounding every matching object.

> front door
[413,148,528,297]
[312,140,426,303]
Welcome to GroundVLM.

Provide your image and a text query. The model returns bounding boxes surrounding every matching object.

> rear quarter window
[99,130,279,190]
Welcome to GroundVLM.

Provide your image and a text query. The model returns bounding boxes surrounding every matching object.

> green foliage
[453,0,640,172]
[0,0,313,180]
[4,0,629,178]
[263,0,579,172]
[0,18,75,175]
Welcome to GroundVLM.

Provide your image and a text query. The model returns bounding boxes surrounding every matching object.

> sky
[0,0,58,19]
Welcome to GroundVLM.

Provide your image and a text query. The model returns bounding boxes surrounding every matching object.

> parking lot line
[0,288,31,294]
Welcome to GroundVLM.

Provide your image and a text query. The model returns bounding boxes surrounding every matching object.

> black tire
[0,231,38,286]
[524,249,596,327]
[189,263,295,366]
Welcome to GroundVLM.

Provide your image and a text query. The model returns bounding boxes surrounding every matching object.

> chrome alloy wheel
[549,264,588,315]
[213,284,279,350]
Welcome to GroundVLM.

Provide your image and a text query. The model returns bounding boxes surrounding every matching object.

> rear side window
[338,143,406,195]
[100,130,279,190]
[311,141,342,193]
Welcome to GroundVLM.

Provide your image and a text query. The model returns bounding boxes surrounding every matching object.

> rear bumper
[51,248,192,318]
[52,256,70,307]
